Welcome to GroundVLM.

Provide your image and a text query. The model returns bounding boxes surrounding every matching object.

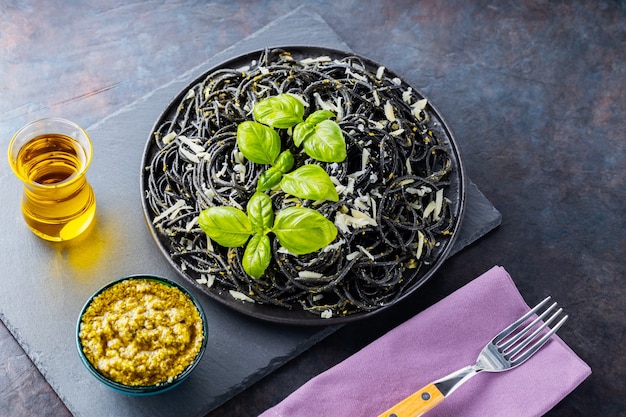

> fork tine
[509,314,568,365]
[493,296,552,344]
[499,302,558,351]
[504,306,563,358]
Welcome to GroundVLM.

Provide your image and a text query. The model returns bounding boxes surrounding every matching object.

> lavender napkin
[259,266,591,417]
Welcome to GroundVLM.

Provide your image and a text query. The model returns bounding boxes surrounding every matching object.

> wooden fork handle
[376,383,445,417]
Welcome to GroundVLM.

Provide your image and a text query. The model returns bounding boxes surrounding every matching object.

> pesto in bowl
[76,275,207,395]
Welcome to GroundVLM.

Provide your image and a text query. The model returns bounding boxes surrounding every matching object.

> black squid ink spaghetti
[142,48,464,320]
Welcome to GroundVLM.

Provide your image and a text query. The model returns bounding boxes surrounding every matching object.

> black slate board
[0,6,500,417]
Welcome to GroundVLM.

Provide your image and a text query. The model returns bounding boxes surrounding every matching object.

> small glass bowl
[76,275,208,395]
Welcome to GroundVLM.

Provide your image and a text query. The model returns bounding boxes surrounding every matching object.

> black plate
[140,46,466,325]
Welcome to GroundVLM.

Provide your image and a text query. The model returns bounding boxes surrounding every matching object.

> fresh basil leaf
[292,121,315,147]
[253,94,305,129]
[280,165,339,202]
[302,119,347,162]
[198,207,252,247]
[305,109,335,125]
[237,121,281,165]
[273,207,338,255]
[274,149,295,173]
[257,166,283,192]
[242,234,272,279]
[247,192,274,233]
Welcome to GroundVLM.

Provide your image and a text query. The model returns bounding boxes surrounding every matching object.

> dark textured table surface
[1,1,624,416]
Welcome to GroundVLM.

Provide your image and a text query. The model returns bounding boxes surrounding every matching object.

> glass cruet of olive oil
[8,118,96,241]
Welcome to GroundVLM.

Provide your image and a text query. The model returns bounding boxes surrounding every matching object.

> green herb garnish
[236,121,281,165]
[280,164,339,202]
[199,193,337,279]
[199,94,346,279]
[253,93,305,128]
[294,110,347,162]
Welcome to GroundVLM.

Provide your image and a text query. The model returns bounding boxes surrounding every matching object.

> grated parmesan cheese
[331,176,355,196]
[402,88,413,103]
[373,90,381,106]
[423,200,437,219]
[300,56,331,65]
[375,65,385,79]
[298,271,324,279]
[345,67,367,82]
[416,231,425,259]
[322,238,346,253]
[353,195,371,211]
[433,188,444,220]
[206,275,215,288]
[321,309,333,319]
[152,199,190,224]
[334,209,378,234]
[346,251,361,261]
[233,163,246,182]
[415,98,427,110]
[229,290,255,303]
[215,162,228,178]
[185,217,198,232]
[162,132,176,145]
[406,186,432,196]
[351,207,377,222]
[412,98,428,119]
[357,245,375,261]
[179,147,200,163]
[372,120,385,130]
[313,92,333,112]
[233,150,245,164]
[197,274,216,289]
[384,101,396,122]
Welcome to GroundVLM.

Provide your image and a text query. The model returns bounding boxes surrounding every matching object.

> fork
[377,296,568,417]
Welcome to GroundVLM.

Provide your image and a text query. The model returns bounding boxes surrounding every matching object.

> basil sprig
[280,164,338,202]
[293,110,347,162]
[198,94,347,279]
[236,121,281,164]
[253,93,305,128]
[273,207,338,255]
[236,94,344,201]
[199,193,337,279]
[197,206,252,247]
[249,95,346,163]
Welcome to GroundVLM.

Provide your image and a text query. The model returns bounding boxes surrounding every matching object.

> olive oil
[13,132,96,241]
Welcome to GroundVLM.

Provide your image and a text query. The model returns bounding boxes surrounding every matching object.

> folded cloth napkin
[259,266,591,417]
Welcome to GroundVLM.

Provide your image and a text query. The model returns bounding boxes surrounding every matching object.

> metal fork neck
[433,364,482,397]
